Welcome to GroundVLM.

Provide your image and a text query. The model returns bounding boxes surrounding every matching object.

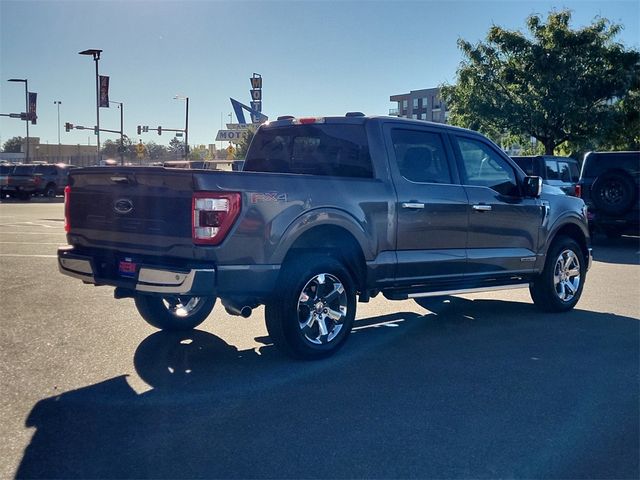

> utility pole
[79,49,103,161]
[109,101,124,165]
[7,78,29,162]
[54,100,62,161]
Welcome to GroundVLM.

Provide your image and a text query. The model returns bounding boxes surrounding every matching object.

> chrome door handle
[472,204,492,212]
[402,202,425,209]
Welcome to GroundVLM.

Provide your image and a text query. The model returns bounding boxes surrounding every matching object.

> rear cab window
[244,123,373,178]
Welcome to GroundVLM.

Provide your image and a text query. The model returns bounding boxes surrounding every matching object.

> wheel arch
[547,220,589,266]
[277,221,368,293]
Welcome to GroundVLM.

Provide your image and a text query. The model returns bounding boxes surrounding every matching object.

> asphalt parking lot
[1,200,638,479]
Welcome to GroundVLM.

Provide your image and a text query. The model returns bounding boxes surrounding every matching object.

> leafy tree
[145,141,168,161]
[234,127,256,160]
[168,137,186,158]
[441,10,640,154]
[188,144,212,161]
[101,137,134,161]
[2,136,23,153]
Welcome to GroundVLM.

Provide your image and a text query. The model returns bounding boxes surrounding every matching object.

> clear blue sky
[1,0,638,149]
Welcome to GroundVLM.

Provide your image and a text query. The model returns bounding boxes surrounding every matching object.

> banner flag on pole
[28,92,37,124]
[99,75,110,107]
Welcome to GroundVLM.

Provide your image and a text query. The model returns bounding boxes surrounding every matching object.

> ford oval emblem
[114,198,134,215]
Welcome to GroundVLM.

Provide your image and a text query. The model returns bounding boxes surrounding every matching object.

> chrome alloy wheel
[553,249,581,302]
[161,296,204,318]
[297,273,348,345]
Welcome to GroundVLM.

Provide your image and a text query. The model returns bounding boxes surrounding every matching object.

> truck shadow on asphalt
[17,300,639,479]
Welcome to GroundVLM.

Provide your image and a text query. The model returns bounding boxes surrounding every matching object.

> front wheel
[530,236,586,312]
[134,294,216,330]
[265,255,357,360]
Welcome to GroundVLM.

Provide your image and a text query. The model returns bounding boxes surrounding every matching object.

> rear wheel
[592,172,635,215]
[530,236,585,312]
[134,294,216,330]
[265,255,356,360]
[44,183,57,198]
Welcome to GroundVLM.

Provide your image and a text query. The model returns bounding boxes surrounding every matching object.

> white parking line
[0,232,66,235]
[0,254,57,258]
[0,242,62,245]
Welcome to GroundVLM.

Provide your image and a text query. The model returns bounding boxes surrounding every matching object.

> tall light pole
[174,95,189,159]
[54,100,62,162]
[109,101,124,165]
[7,78,29,163]
[79,49,102,161]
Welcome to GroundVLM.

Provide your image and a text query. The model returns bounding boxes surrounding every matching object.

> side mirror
[523,176,543,198]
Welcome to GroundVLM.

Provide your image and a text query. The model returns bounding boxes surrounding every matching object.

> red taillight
[192,192,241,245]
[64,185,71,232]
[574,184,582,198]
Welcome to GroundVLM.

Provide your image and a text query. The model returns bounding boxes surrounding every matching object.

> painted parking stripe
[0,254,58,258]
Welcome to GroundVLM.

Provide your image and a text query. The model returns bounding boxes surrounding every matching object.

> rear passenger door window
[391,129,453,184]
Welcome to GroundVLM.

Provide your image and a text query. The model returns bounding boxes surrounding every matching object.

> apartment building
[389,87,448,123]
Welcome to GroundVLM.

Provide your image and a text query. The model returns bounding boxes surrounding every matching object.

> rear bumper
[58,248,215,295]
[57,246,279,299]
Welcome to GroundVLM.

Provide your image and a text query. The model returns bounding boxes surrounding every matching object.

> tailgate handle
[110,176,131,184]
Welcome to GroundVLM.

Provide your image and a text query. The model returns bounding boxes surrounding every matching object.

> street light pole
[109,101,124,165]
[54,100,62,162]
[7,78,29,163]
[174,95,189,159]
[79,49,103,162]
[185,97,189,158]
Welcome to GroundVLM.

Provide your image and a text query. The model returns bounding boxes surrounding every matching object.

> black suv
[579,151,640,237]
[511,155,580,196]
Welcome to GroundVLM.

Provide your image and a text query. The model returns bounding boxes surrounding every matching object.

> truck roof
[260,114,478,136]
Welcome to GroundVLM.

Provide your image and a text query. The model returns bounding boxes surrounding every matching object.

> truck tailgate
[67,167,196,254]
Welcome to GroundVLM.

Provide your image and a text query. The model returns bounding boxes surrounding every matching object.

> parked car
[579,151,640,237]
[2,163,77,199]
[59,115,592,359]
[0,164,13,198]
[32,163,77,197]
[4,164,40,199]
[511,155,581,196]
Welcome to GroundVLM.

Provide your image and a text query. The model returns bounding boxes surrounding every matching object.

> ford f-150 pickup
[58,114,592,359]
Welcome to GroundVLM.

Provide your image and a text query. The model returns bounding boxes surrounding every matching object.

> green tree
[168,137,185,158]
[441,10,640,154]
[234,127,256,160]
[2,136,23,153]
[145,141,168,161]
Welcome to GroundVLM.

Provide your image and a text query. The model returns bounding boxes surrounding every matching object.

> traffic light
[137,125,142,135]
[157,126,162,135]
[94,126,99,135]
[64,122,73,132]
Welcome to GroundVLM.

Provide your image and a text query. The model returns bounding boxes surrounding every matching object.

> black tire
[530,236,586,312]
[134,294,216,331]
[44,183,57,198]
[18,191,31,201]
[591,172,636,215]
[265,254,357,360]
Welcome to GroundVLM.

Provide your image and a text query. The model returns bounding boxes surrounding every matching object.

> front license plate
[118,258,137,278]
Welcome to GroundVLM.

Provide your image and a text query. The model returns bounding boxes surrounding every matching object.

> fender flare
[269,207,374,264]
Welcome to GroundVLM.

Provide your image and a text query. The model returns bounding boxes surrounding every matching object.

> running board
[408,283,530,298]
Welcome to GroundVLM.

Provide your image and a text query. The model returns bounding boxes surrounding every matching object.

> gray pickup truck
[58,114,592,359]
